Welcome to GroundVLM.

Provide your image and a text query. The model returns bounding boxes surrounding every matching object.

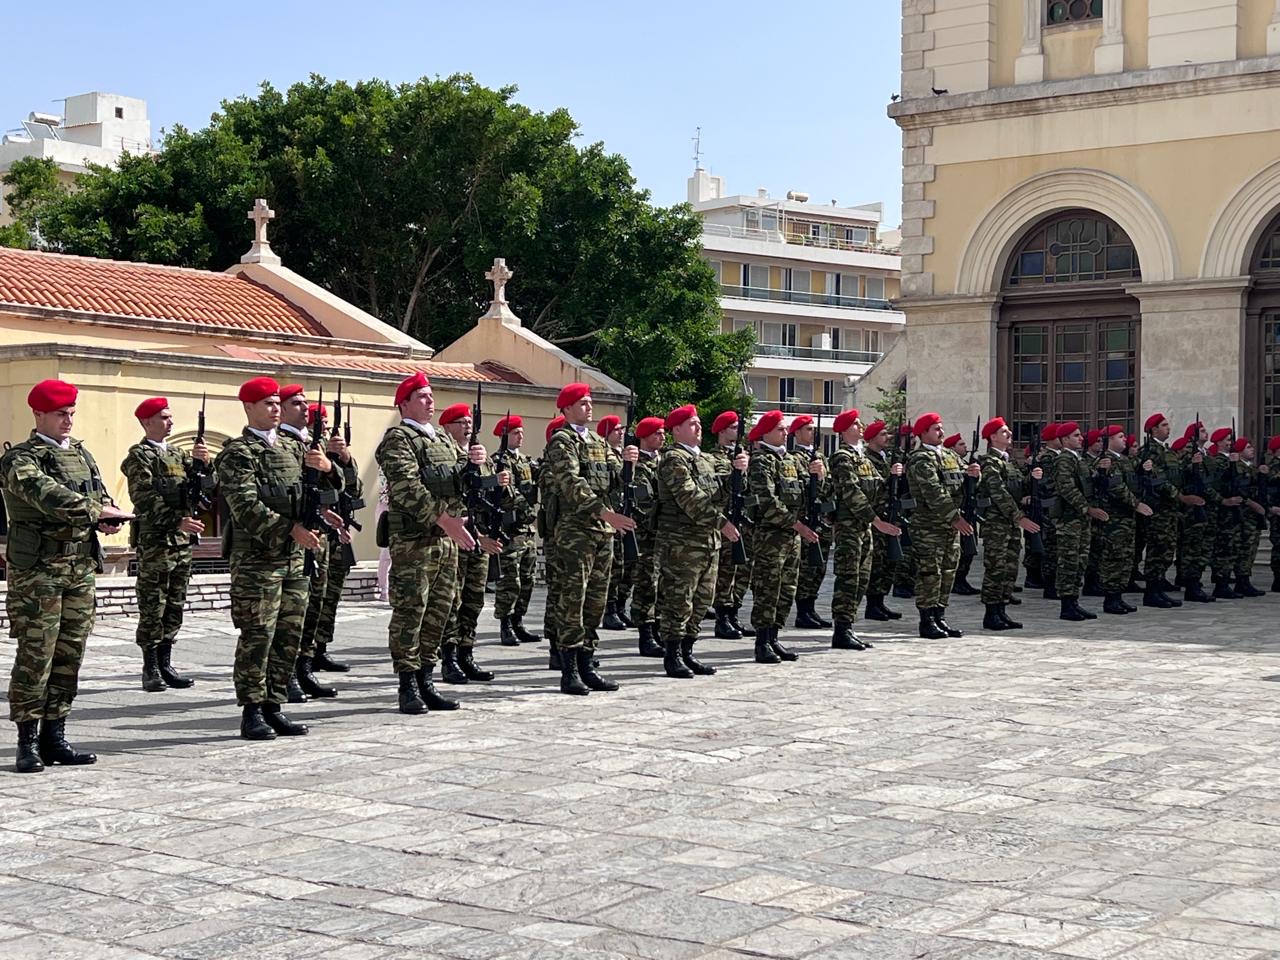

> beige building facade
[874,0,1280,446]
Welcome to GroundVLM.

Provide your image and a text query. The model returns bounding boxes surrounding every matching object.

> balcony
[702,222,901,256]
[721,284,893,312]
[755,343,883,365]
[776,400,843,416]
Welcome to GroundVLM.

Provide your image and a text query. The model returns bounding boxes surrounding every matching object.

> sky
[1,1,905,224]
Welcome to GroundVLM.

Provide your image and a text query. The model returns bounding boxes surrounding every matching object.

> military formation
[5,373,1280,772]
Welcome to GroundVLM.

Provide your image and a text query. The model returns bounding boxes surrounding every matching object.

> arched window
[1007,212,1140,286]
[1245,213,1280,440]
[1047,0,1102,25]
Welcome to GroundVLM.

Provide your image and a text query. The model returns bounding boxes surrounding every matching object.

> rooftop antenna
[692,126,703,170]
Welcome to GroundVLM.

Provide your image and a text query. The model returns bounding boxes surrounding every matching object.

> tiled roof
[0,247,326,336]
[218,346,530,384]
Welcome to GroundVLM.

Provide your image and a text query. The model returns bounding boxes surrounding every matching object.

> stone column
[1127,277,1250,428]
[1269,0,1280,56]
[897,294,1001,427]
[1094,0,1125,74]
[1015,0,1045,83]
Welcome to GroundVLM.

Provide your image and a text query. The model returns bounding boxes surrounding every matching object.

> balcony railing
[721,284,894,312]
[754,343,883,365]
[701,221,901,255]
[776,400,843,416]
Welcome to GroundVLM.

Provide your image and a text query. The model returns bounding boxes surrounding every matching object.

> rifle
[0,441,7,538]
[727,382,750,566]
[1185,411,1208,523]
[461,383,502,558]
[298,386,329,578]
[618,391,640,564]
[1252,450,1269,531]
[330,382,363,567]
[1024,423,1046,555]
[184,392,214,547]
[1228,416,1244,525]
[802,414,826,566]
[485,410,516,582]
[959,416,980,558]
[884,418,905,562]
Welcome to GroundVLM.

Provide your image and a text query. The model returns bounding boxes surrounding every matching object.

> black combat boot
[559,650,589,696]
[1236,575,1266,598]
[1059,597,1089,621]
[663,638,694,678]
[811,604,833,629]
[1043,584,1059,600]
[730,608,756,636]
[261,702,309,737]
[548,636,563,671]
[1082,571,1104,598]
[37,718,97,765]
[398,672,426,715]
[14,721,43,773]
[240,704,277,741]
[951,576,978,596]
[1143,585,1175,609]
[458,646,494,681]
[1184,580,1215,603]
[754,628,782,664]
[1272,576,1280,593]
[893,583,915,599]
[793,598,825,629]
[681,637,717,675]
[932,607,963,638]
[156,642,194,688]
[1006,593,1022,605]
[831,622,867,650]
[983,604,1012,631]
[577,648,619,691]
[440,643,468,684]
[141,647,165,693]
[998,603,1023,629]
[1212,577,1240,599]
[1023,571,1045,590]
[769,630,799,661]
[616,594,635,629]
[714,607,742,640]
[285,673,308,704]
[1103,593,1132,615]
[864,594,901,621]
[637,621,663,658]
[499,616,520,647]
[416,664,461,710]
[511,616,541,643]
[313,644,350,672]
[601,601,627,631]
[296,656,337,698]
[918,607,947,640]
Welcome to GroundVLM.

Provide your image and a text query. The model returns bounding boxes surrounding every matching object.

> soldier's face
[35,405,75,440]
[445,418,470,444]
[717,427,737,447]
[1152,420,1170,441]
[795,425,815,446]
[923,423,944,446]
[509,427,524,449]
[867,432,889,452]
[402,387,434,422]
[565,396,592,426]
[1245,443,1255,461]
[641,430,665,451]
[282,395,309,429]
[1062,430,1083,450]
[765,424,787,446]
[245,396,281,431]
[990,425,1012,449]
[607,426,623,447]
[673,420,700,447]
[1108,433,1125,453]
[955,441,968,457]
[142,409,173,440]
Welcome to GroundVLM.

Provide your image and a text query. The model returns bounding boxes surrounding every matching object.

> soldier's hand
[1192,452,1204,464]
[1180,494,1206,507]
[326,434,352,463]
[436,513,477,551]
[720,520,740,542]
[179,516,205,535]
[601,509,637,532]
[1086,506,1109,521]
[1261,464,1271,475]
[1136,502,1154,517]
[1224,496,1244,507]
[1230,452,1240,462]
[951,517,974,536]
[1247,499,1265,515]
[305,448,333,473]
[808,460,825,479]
[1016,516,1040,534]
[291,524,321,551]
[192,440,211,463]
[497,470,512,488]
[732,452,749,472]
[322,508,345,529]
[338,526,353,544]
[890,462,904,477]
[1270,505,1280,516]
[965,463,981,478]
[477,535,503,555]
[1031,466,1043,480]
[1142,459,1155,472]
[100,504,135,524]
[1098,457,1112,471]
[468,444,488,465]
[98,522,123,535]
[793,521,819,543]
[872,518,901,536]
[622,445,639,464]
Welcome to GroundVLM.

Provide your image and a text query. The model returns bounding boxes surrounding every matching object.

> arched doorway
[1244,213,1280,441]
[996,210,1143,444]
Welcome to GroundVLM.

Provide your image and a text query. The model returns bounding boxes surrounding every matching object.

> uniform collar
[922,443,941,452]
[571,423,589,437]
[280,423,306,441]
[677,442,700,456]
[247,426,277,446]
[640,448,659,459]
[36,432,71,450]
[760,441,787,455]
[144,438,167,450]
[402,418,436,438]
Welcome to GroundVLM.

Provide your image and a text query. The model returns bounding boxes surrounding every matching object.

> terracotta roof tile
[220,346,529,384]
[0,247,326,336]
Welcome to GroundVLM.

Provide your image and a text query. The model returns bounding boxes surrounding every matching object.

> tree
[0,157,67,249]
[872,386,907,429]
[5,75,752,414]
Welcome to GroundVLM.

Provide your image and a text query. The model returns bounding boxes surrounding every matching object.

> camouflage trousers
[1099,516,1136,592]
[1178,510,1212,584]
[1141,509,1179,582]
[795,523,833,603]
[387,534,458,672]
[230,549,308,705]
[955,550,974,584]
[980,520,1021,603]
[911,521,959,609]
[606,535,634,604]
[7,557,95,722]
[867,529,899,596]
[445,543,489,649]
[1053,515,1092,598]
[543,534,561,637]
[1040,510,1059,587]
[830,522,872,624]
[893,547,918,592]
[299,536,332,659]
[749,526,800,630]
[548,529,612,651]
[309,547,354,654]
[1086,519,1103,583]
[713,525,753,610]
[630,528,659,623]
[655,530,719,639]
[134,540,193,650]
[1238,520,1264,577]
[1270,518,1280,579]
[1211,513,1244,581]
[493,532,537,619]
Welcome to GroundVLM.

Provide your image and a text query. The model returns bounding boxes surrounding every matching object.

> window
[778,378,796,403]
[845,226,869,245]
[762,322,797,347]
[1046,0,1101,24]
[732,317,755,335]
[708,260,721,284]
[829,327,841,351]
[745,209,761,229]
[114,106,124,119]
[788,269,811,294]
[762,212,778,233]
[865,276,886,301]
[866,329,882,354]
[746,375,768,400]
[1007,212,1140,286]
[1247,214,1280,439]
[824,272,837,296]
[822,380,837,406]
[744,263,768,289]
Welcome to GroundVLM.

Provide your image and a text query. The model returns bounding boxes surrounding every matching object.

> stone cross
[486,258,513,306]
[248,198,275,246]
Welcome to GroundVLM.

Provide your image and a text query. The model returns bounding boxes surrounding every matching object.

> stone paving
[3,578,1280,959]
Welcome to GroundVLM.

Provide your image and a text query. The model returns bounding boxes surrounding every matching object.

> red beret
[913,412,942,438]
[238,376,280,404]
[1269,435,1280,453]
[899,424,913,437]
[395,372,429,407]
[635,416,665,439]
[557,382,591,410]
[1041,423,1059,442]
[279,384,304,402]
[943,433,961,449]
[1056,421,1080,440]
[665,404,697,430]
[308,402,328,425]
[1104,424,1125,438]
[597,415,621,437]
[546,415,566,443]
[711,411,739,434]
[1085,429,1103,447]
[438,403,470,426]
[788,415,813,436]
[749,410,785,443]
[1126,434,1137,449]
[1210,427,1232,444]
[28,379,78,413]
[493,415,522,436]
[134,396,168,420]
[1171,436,1189,452]
[1209,443,1219,456]
[1143,412,1166,433]
[1184,421,1202,441]
[863,420,886,441]
[832,409,860,434]
[981,417,1006,440]
[1233,436,1250,454]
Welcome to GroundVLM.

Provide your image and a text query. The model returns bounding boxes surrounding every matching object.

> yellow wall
[1239,0,1273,58]
[1043,22,1104,81]
[1125,0,1150,70]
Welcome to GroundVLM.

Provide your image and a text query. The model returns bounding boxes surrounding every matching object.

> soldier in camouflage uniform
[1265,436,1280,591]
[944,433,981,597]
[1051,422,1108,621]
[654,405,746,678]
[1176,422,1215,601]
[215,376,343,741]
[746,410,822,662]
[709,410,754,640]
[789,416,833,629]
[829,409,901,650]
[542,383,637,695]
[1234,438,1268,595]
[492,415,542,647]
[863,420,906,622]
[1081,429,1106,598]
[1098,425,1155,614]
[1136,414,1186,607]
[121,396,209,693]
[891,425,919,600]
[977,417,1041,631]
[1206,427,1251,598]
[599,415,635,631]
[4,379,129,773]
[906,413,978,639]
[539,415,567,669]
[630,416,666,658]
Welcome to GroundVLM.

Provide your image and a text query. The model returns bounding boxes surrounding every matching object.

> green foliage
[0,157,68,249]
[9,74,747,414]
[872,386,907,429]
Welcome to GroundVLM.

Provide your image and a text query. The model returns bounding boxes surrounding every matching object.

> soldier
[543,383,637,695]
[438,402,505,684]
[1051,422,1109,620]
[1206,426,1248,598]
[1136,413,1186,607]
[863,419,905,622]
[375,372,491,715]
[215,376,343,740]
[540,415,568,669]
[1233,436,1268,596]
[1266,435,1280,591]
[944,433,979,596]
[653,404,746,678]
[747,409,822,662]
[709,410,754,640]
[977,417,1041,631]
[1031,423,1062,596]
[631,416,666,658]
[829,409,901,650]
[493,415,542,647]
[598,414,634,631]
[906,413,978,639]
[4,379,130,773]
[892,424,920,600]
[121,396,209,692]
[1178,421,1216,601]
[1082,428,1106,598]
[1098,425,1154,614]
[789,415,833,629]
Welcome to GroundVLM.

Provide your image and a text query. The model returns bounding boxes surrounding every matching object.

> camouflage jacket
[542,425,615,537]
[829,442,878,528]
[374,421,465,542]
[906,444,964,526]
[1101,451,1141,518]
[499,449,538,534]
[1,433,109,567]
[978,450,1025,524]
[121,439,198,548]
[748,444,804,531]
[1051,449,1093,519]
[634,449,661,527]
[1138,437,1182,508]
[655,445,724,536]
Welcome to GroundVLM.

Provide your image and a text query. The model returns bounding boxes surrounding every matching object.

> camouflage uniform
[1237,460,1265,579]
[828,442,879,625]
[1138,435,1183,585]
[905,443,965,610]
[1266,452,1280,588]
[1033,447,1060,589]
[654,444,724,640]
[280,424,331,663]
[1098,452,1140,593]
[790,444,832,608]
[121,439,197,651]
[1051,449,1094,599]
[3,433,108,722]
[306,453,364,657]
[1207,450,1245,586]
[493,449,538,622]
[445,440,500,658]
[710,444,752,614]
[1178,446,1217,589]
[747,444,805,630]
[630,450,662,624]
[604,444,633,612]
[866,447,901,599]
[978,449,1025,604]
